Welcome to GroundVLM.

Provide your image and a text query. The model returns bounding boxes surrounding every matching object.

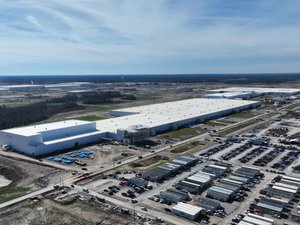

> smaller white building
[172,202,204,220]
[0,120,105,156]
[204,91,257,100]
[0,85,45,92]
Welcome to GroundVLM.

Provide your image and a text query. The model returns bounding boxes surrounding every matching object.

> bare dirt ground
[0,197,137,225]
[0,156,66,203]
[0,156,60,188]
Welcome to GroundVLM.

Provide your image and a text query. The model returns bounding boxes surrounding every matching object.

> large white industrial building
[206,87,300,99]
[209,87,300,94]
[0,82,97,92]
[0,98,260,156]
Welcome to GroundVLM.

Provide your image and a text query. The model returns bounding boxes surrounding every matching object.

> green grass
[72,115,106,121]
[165,128,199,139]
[227,112,255,119]
[46,103,65,106]
[170,141,199,153]
[0,186,31,203]
[130,155,168,168]
[203,121,227,127]
[136,93,160,101]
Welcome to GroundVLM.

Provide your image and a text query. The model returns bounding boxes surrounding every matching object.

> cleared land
[130,155,169,169]
[170,141,200,153]
[0,156,58,203]
[0,198,137,225]
[164,127,199,139]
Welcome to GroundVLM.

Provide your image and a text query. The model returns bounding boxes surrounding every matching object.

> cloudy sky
[0,0,300,75]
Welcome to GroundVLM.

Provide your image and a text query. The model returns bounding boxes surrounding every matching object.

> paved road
[0,186,54,209]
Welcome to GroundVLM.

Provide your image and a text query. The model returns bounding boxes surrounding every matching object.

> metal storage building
[206,186,234,202]
[142,167,172,182]
[255,202,284,216]
[274,182,299,192]
[127,177,148,188]
[246,213,274,224]
[228,175,249,184]
[197,197,220,212]
[280,175,300,184]
[218,182,241,193]
[160,189,189,203]
[197,171,217,180]
[221,178,244,186]
[185,174,211,187]
[176,180,202,194]
[259,197,287,208]
[242,215,273,225]
[234,166,260,179]
[291,204,300,222]
[176,155,198,166]
[202,164,228,177]
[280,178,300,187]
[267,185,297,199]
[172,202,204,221]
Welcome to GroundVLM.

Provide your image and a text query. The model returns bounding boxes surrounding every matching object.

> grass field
[165,128,199,139]
[203,121,227,127]
[227,112,255,119]
[46,103,64,107]
[136,93,160,101]
[73,115,106,121]
[170,141,200,153]
[0,186,30,203]
[130,155,168,168]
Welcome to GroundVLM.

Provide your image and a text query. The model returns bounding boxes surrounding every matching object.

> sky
[0,0,300,75]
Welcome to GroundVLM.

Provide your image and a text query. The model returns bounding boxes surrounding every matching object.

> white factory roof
[172,202,203,216]
[210,87,300,94]
[2,120,93,137]
[98,98,259,132]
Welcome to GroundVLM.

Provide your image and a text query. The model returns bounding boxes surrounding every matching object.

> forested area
[0,91,136,129]
[0,102,83,129]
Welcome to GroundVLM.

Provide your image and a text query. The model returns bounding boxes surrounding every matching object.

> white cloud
[25,15,43,29]
[0,0,299,74]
